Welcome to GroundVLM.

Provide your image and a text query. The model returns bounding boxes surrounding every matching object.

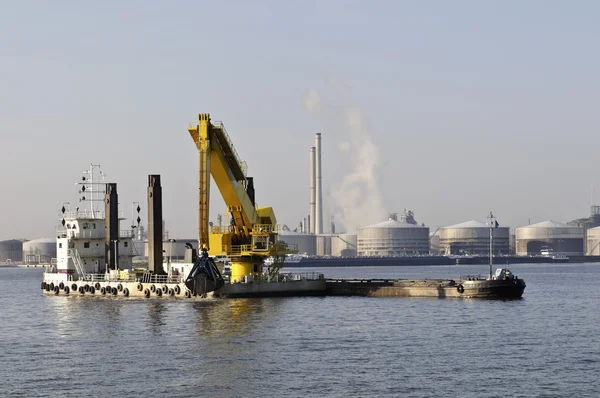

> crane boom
[188,114,288,282]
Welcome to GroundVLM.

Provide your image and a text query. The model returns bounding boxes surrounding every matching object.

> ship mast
[487,211,495,279]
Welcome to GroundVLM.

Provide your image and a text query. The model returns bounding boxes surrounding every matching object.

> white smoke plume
[303,79,386,232]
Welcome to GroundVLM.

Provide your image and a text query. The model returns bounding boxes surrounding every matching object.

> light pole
[113,239,118,273]
[168,239,176,263]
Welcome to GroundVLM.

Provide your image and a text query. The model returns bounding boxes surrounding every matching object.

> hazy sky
[2,0,599,240]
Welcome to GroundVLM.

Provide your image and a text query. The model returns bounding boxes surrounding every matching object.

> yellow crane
[187,114,292,282]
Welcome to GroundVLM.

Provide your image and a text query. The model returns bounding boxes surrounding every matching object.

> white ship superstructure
[56,209,133,275]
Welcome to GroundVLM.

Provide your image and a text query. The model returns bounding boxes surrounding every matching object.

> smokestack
[303,217,308,234]
[105,183,119,272]
[148,175,164,275]
[309,146,316,234]
[315,133,323,235]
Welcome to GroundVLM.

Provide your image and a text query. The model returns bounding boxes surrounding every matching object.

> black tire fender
[457,284,465,294]
[123,288,130,297]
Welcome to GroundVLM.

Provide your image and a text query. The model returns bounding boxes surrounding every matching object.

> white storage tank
[439,220,510,256]
[278,230,316,256]
[23,238,56,264]
[316,234,332,256]
[0,239,24,262]
[515,220,584,256]
[331,233,357,257]
[358,216,429,256]
[587,226,600,255]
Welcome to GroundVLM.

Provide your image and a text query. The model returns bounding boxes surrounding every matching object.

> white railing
[59,210,125,220]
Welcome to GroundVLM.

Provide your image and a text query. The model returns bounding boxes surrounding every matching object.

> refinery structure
[2,118,600,267]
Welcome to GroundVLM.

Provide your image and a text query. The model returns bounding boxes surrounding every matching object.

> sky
[1,0,599,240]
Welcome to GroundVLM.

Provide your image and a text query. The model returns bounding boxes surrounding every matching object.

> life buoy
[95,283,101,290]
[100,287,107,295]
[123,288,130,297]
[174,285,181,295]
[117,284,123,292]
[64,286,70,295]
[457,284,465,294]
[168,289,174,297]
[144,288,150,298]
[137,283,143,291]
[78,286,85,294]
[71,284,77,291]
[161,285,168,294]
[150,285,156,293]
[184,290,191,298]
[53,286,60,295]
[155,289,162,297]
[59,282,65,290]
[89,287,95,294]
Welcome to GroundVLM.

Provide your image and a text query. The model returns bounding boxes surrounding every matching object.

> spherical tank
[278,231,316,256]
[357,218,429,256]
[331,233,358,257]
[0,239,24,262]
[515,221,584,255]
[22,238,56,264]
[439,220,510,256]
[587,227,600,255]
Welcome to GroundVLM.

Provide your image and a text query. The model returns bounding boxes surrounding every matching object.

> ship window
[84,242,90,248]
[59,243,62,248]
[83,223,89,229]
[124,242,128,247]
[66,224,71,229]
[92,223,96,229]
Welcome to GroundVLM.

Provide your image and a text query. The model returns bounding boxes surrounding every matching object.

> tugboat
[454,212,526,298]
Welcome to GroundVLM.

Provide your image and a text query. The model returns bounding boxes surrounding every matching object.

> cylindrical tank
[331,233,357,257]
[586,226,600,255]
[316,235,332,256]
[515,221,584,256]
[439,220,510,256]
[357,218,429,256]
[0,239,24,262]
[23,238,56,264]
[278,231,316,256]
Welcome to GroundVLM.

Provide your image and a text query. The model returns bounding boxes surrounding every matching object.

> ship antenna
[487,211,495,279]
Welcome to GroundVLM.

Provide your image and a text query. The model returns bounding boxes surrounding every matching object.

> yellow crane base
[230,260,262,283]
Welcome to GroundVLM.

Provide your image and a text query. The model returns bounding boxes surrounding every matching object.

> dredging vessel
[41,114,525,300]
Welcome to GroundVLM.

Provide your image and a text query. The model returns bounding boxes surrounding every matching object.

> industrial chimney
[315,133,323,235]
[309,146,316,234]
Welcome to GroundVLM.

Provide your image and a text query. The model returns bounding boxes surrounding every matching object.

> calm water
[1,263,599,397]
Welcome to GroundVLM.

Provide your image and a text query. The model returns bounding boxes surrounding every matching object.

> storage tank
[515,221,584,256]
[439,220,510,256]
[0,239,24,262]
[331,233,357,257]
[23,238,56,264]
[587,226,600,255]
[316,235,332,256]
[278,230,316,256]
[357,216,429,256]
